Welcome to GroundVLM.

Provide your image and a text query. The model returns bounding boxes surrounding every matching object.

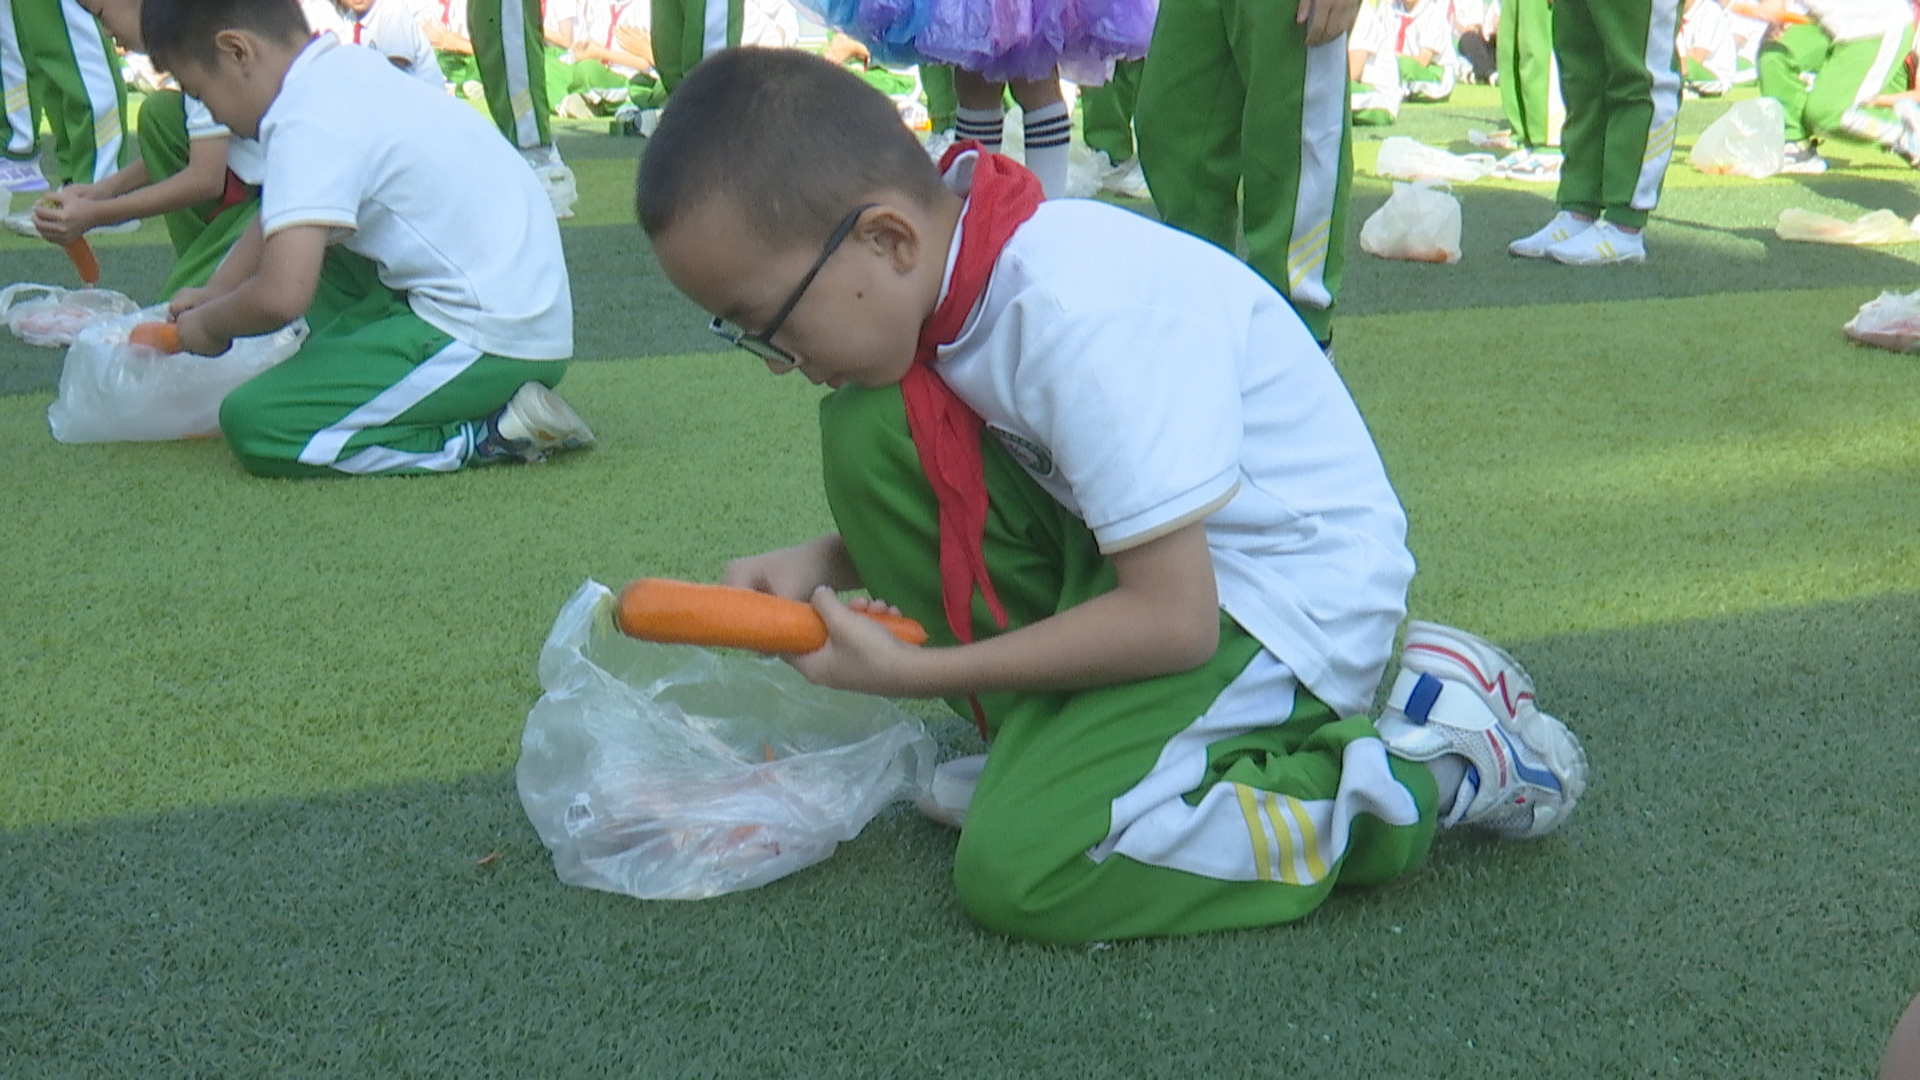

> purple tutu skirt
[795,0,1156,84]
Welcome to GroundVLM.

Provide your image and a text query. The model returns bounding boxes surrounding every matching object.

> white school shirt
[930,155,1416,718]
[1350,1,1403,94]
[329,1,449,89]
[1387,0,1455,62]
[1680,0,1738,87]
[547,0,583,38]
[416,0,470,37]
[742,0,803,48]
[183,94,266,185]
[1801,0,1910,40]
[259,35,572,360]
[578,0,652,75]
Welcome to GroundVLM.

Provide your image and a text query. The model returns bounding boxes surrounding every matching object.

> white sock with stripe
[954,106,1005,154]
[1021,101,1071,199]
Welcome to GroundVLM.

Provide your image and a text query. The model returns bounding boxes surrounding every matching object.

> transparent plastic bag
[1776,208,1920,246]
[1374,136,1494,184]
[1360,181,1463,264]
[0,282,139,347]
[517,581,938,900]
[45,306,307,443]
[1691,97,1786,178]
[1843,289,1920,353]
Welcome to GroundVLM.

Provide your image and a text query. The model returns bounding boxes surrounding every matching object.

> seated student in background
[1679,0,1737,96]
[1452,0,1498,85]
[414,0,483,94]
[637,49,1590,944]
[1348,0,1405,125]
[304,0,450,89]
[1752,0,1914,173]
[36,0,261,299]
[142,0,595,478]
[1388,0,1459,102]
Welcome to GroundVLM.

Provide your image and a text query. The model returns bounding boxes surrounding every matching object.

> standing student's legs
[1136,0,1245,256]
[1550,0,1604,220]
[818,386,1438,944]
[16,0,125,185]
[920,63,957,134]
[1757,24,1832,144]
[1580,0,1680,229]
[1231,0,1348,345]
[1080,58,1143,163]
[1804,28,1913,143]
[1501,0,1555,148]
[469,0,550,148]
[0,0,37,164]
[219,250,565,479]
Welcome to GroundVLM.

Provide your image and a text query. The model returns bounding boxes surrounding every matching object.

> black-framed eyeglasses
[708,204,878,373]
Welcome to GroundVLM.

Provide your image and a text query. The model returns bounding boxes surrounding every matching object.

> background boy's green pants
[1,0,127,183]
[468,0,550,149]
[1497,0,1560,149]
[1552,0,1682,229]
[818,385,1437,944]
[1134,0,1350,345]
[651,0,742,93]
[1080,58,1142,163]
[1758,22,1914,144]
[219,249,565,479]
[136,92,259,299]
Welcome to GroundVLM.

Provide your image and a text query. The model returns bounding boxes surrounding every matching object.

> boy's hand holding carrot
[32,189,101,248]
[784,588,932,697]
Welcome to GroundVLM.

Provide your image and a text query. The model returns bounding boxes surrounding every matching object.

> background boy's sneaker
[1508,210,1591,258]
[0,157,48,194]
[1546,219,1645,266]
[1093,151,1151,199]
[473,382,595,464]
[1375,621,1589,839]
[1780,141,1829,174]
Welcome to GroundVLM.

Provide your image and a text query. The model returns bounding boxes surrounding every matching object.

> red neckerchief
[607,1,633,46]
[900,142,1043,738]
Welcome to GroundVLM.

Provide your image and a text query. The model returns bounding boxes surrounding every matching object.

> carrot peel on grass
[616,578,929,654]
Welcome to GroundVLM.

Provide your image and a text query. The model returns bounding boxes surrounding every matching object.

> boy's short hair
[141,0,309,72]
[636,48,946,248]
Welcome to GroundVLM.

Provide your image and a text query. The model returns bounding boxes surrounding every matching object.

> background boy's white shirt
[258,36,572,359]
[183,94,267,185]
[1389,0,1455,63]
[1800,0,1911,40]
[1350,1,1404,99]
[320,2,449,89]
[742,0,802,49]
[932,167,1415,718]
[578,0,652,75]
[1680,0,1738,88]
[414,0,470,38]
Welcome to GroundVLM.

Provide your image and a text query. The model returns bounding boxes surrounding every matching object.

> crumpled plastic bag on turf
[0,282,139,347]
[45,306,306,443]
[517,580,938,901]
[1843,289,1920,353]
[1374,136,1495,184]
[1776,208,1920,246]
[1360,181,1463,264]
[1691,97,1786,178]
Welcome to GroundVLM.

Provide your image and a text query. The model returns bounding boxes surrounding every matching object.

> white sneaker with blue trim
[1375,621,1589,839]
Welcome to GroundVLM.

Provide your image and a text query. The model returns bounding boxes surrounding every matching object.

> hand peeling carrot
[616,578,929,654]
[129,322,183,353]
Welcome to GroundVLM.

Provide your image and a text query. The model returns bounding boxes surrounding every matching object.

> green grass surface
[3,86,1919,1077]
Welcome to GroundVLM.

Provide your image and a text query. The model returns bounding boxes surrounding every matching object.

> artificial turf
[2,86,1918,1077]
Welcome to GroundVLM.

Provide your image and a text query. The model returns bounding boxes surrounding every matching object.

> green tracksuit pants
[135,91,259,300]
[469,0,551,148]
[1081,58,1143,163]
[651,0,742,93]
[1551,0,1682,230]
[0,0,126,183]
[922,63,956,135]
[1497,0,1559,149]
[218,248,566,479]
[817,385,1438,944]
[1758,22,1914,145]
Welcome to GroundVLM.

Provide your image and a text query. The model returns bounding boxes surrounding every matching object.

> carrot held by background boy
[635,49,1590,944]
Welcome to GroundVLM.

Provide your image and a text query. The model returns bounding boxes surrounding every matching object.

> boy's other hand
[173,309,231,357]
[169,285,217,320]
[32,190,97,247]
[1297,0,1362,45]
[786,587,922,696]
[722,534,862,601]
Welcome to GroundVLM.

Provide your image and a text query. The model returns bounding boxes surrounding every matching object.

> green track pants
[1134,0,1350,345]
[469,0,550,148]
[0,0,126,183]
[1758,22,1914,145]
[219,249,566,479]
[818,385,1437,944]
[1496,0,1560,149]
[135,91,259,300]
[651,0,742,93]
[1080,58,1143,163]
[1551,0,1682,230]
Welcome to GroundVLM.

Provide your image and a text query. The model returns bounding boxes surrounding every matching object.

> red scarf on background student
[899,142,1043,738]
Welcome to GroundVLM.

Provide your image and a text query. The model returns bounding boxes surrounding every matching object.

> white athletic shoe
[1508,210,1592,258]
[1780,141,1829,175]
[1093,151,1151,199]
[88,218,141,236]
[474,382,596,464]
[1375,621,1589,840]
[3,209,37,237]
[0,157,48,194]
[1546,219,1646,266]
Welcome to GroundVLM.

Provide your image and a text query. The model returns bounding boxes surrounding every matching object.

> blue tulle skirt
[798,0,1156,83]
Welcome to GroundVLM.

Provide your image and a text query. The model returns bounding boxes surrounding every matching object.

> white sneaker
[1546,219,1646,265]
[519,144,577,219]
[1780,141,1829,174]
[1094,151,1150,199]
[0,157,48,194]
[1494,149,1561,183]
[556,92,596,120]
[3,209,37,237]
[1375,621,1589,839]
[1508,210,1591,258]
[473,381,596,464]
[88,218,141,236]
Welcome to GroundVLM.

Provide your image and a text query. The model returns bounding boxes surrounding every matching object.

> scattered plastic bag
[0,282,139,347]
[1360,181,1463,264]
[517,580,938,901]
[916,754,985,829]
[1691,97,1786,178]
[1375,136,1495,184]
[45,306,306,443]
[1843,289,1920,353]
[1776,208,1920,245]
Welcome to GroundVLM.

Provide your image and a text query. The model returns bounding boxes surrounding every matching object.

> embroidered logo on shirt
[987,425,1054,477]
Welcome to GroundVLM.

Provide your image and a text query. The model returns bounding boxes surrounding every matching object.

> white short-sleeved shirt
[259,35,572,360]
[415,0,470,37]
[931,156,1416,717]
[547,0,582,38]
[183,94,266,184]
[1350,1,1402,93]
[742,0,802,48]
[312,1,449,89]
[1801,0,1911,40]
[1680,0,1738,86]
[1386,0,1455,61]
[577,0,653,74]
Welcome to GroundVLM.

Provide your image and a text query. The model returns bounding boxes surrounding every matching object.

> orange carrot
[129,322,183,353]
[1730,4,1809,23]
[62,237,99,286]
[616,578,929,653]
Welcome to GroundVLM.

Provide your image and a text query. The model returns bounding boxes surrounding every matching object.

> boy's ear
[856,206,921,275]
[212,28,257,71]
